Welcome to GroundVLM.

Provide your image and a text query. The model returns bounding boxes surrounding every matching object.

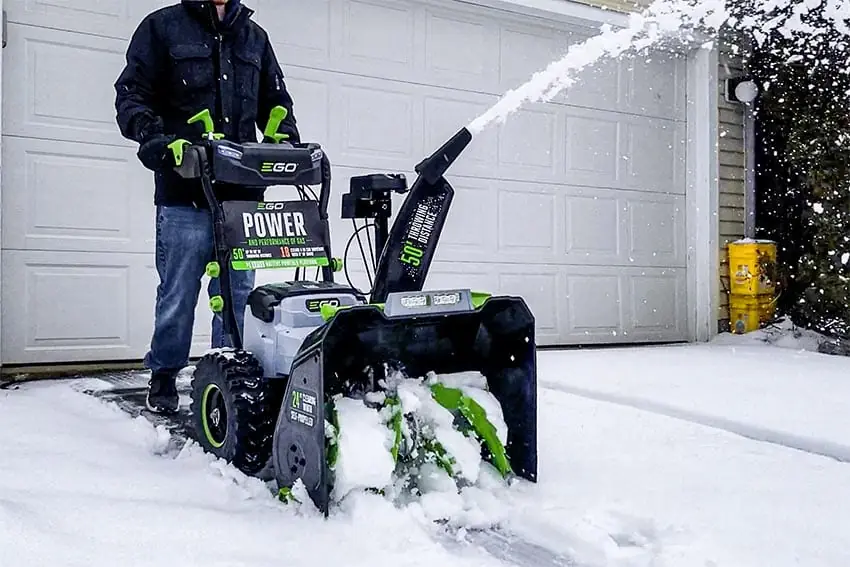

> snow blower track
[71,370,580,567]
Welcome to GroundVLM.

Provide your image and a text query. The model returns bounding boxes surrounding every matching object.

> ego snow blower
[172,106,537,515]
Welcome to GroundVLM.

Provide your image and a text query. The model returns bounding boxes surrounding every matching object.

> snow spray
[466,0,850,134]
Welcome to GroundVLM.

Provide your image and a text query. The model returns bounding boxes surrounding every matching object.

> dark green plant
[748,21,850,337]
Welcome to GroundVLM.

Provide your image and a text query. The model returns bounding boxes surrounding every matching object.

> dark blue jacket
[114,0,300,207]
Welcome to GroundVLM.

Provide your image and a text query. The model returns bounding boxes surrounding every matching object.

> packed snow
[4,337,850,567]
[330,371,512,520]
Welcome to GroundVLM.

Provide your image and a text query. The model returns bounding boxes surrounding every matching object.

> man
[114,0,300,414]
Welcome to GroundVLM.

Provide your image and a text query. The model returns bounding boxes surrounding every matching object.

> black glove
[262,136,294,147]
[137,134,178,171]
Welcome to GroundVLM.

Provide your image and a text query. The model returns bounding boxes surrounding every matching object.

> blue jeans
[144,205,255,374]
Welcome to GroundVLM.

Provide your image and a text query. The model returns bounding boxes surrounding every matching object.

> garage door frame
[0,0,719,368]
[0,0,4,368]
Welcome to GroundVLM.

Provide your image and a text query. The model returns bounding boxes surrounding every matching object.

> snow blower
[172,106,537,515]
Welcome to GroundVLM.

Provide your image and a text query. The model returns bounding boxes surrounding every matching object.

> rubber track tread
[190,351,276,475]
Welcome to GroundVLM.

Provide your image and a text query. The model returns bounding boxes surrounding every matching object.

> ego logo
[261,161,298,173]
[305,298,340,313]
[256,202,288,210]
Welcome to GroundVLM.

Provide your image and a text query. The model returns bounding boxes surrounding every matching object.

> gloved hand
[262,136,294,147]
[137,133,179,171]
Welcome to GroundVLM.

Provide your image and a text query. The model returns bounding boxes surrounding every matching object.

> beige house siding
[716,40,747,329]
[571,0,749,330]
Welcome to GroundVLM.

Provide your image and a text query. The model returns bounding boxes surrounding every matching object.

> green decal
[306,297,340,313]
[319,302,384,322]
[263,105,291,143]
[400,242,424,267]
[471,291,492,310]
[201,384,225,449]
[260,161,298,174]
[383,397,404,463]
[205,261,221,278]
[326,401,339,469]
[209,295,224,313]
[422,435,455,477]
[231,257,330,271]
[277,486,301,504]
[320,303,346,321]
[430,383,512,478]
[188,109,224,140]
[167,138,190,166]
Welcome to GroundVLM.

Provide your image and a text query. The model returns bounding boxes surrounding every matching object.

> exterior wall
[572,0,748,330]
[716,39,747,330]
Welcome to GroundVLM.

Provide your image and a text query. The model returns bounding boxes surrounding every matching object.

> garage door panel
[564,194,622,263]
[438,178,497,257]
[1,250,153,363]
[340,84,418,161]
[498,21,573,92]
[423,7,501,91]
[565,110,622,187]
[623,118,687,193]
[560,56,625,113]
[2,137,153,253]
[629,270,686,339]
[282,71,332,148]
[565,274,623,340]
[497,189,557,254]
[627,195,686,267]
[5,0,163,38]
[253,0,333,66]
[342,0,416,71]
[3,24,129,147]
[623,50,687,123]
[498,105,562,178]
[499,269,561,344]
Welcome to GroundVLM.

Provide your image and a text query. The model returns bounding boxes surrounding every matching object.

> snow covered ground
[2,329,850,567]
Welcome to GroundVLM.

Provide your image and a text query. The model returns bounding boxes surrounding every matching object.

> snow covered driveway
[2,335,849,567]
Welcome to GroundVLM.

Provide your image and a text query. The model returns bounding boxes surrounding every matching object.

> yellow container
[730,293,776,334]
[728,239,777,296]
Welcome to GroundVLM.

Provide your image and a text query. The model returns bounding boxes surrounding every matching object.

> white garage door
[0,0,689,365]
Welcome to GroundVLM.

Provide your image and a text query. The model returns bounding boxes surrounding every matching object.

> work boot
[146,370,179,414]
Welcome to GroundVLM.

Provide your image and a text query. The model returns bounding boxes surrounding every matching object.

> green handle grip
[188,109,225,140]
[205,261,221,278]
[167,138,191,166]
[263,105,290,143]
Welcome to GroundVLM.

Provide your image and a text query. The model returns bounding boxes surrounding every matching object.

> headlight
[432,292,461,306]
[400,294,429,309]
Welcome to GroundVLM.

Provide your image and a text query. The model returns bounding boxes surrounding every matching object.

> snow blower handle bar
[168,106,293,165]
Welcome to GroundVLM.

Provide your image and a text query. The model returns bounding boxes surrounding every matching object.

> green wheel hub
[201,383,227,448]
